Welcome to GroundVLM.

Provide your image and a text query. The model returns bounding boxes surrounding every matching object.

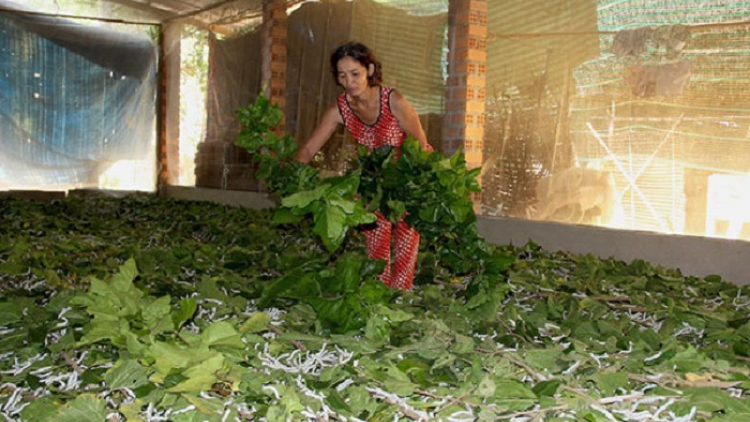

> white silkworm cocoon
[335,378,355,392]
[644,351,663,363]
[589,352,609,368]
[258,343,353,375]
[263,385,281,400]
[590,404,618,422]
[446,409,476,422]
[562,360,581,375]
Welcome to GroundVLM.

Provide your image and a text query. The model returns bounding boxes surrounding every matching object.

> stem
[431,279,467,291]
[367,388,429,421]
[268,324,307,351]
[496,405,568,420]
[628,374,683,395]
[60,351,84,375]
[483,348,547,382]
[417,388,477,415]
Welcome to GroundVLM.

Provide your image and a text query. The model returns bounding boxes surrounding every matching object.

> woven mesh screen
[480,0,750,241]
[196,0,750,240]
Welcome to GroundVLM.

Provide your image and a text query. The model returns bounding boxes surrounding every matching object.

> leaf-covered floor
[1,195,749,422]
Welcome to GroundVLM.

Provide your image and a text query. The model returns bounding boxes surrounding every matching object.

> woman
[295,41,433,290]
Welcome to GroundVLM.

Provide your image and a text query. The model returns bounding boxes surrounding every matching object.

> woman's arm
[390,89,434,152]
[294,104,344,163]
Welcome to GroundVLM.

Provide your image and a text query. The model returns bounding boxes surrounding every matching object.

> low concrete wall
[165,185,276,209]
[477,217,749,286]
[163,186,750,286]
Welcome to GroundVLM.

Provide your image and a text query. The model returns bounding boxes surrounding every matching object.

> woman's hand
[295,104,343,163]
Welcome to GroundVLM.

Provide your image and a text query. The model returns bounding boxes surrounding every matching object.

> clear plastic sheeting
[0,1,157,191]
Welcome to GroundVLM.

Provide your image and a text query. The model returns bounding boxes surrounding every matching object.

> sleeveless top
[337,86,406,151]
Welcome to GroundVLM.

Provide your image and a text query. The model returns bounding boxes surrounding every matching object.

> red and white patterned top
[337,86,406,151]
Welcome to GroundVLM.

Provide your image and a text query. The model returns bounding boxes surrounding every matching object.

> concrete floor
[164,186,750,286]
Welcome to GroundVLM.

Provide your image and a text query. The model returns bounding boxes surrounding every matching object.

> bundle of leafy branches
[0,98,748,422]
[234,95,510,285]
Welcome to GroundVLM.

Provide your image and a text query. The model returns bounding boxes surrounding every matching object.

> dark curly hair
[329,42,383,87]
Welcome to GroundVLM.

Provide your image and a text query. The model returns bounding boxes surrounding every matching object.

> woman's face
[336,56,372,96]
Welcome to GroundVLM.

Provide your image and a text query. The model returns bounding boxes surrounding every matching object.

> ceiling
[2,0,312,33]
[109,0,264,24]
[92,0,270,32]
[118,0,317,34]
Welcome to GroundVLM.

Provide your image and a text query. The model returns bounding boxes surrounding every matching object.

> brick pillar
[157,22,181,190]
[443,0,487,171]
[261,0,288,131]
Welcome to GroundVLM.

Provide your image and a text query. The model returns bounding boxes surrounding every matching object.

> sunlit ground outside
[705,174,750,241]
[97,25,207,190]
[98,154,157,191]
[177,26,209,187]
[563,160,750,242]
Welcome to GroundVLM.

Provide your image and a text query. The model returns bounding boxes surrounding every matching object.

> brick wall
[262,0,288,131]
[157,23,182,188]
[443,0,487,171]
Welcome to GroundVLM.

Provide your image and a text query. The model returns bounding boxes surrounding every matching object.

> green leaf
[240,312,272,333]
[335,252,363,293]
[104,359,150,390]
[710,414,750,422]
[450,334,476,355]
[51,394,107,422]
[447,199,472,223]
[594,372,629,396]
[476,375,496,397]
[77,318,122,346]
[668,346,707,373]
[108,260,142,315]
[325,391,352,414]
[0,302,22,325]
[149,341,193,380]
[673,387,750,413]
[313,203,347,252]
[281,186,326,209]
[202,320,245,349]
[532,380,561,397]
[375,305,414,323]
[20,396,59,422]
[184,392,229,415]
[524,348,563,374]
[169,353,225,393]
[273,207,304,224]
[324,173,360,198]
[142,295,172,333]
[384,374,417,396]
[396,357,431,387]
[172,297,198,330]
[494,380,537,400]
[257,270,307,309]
